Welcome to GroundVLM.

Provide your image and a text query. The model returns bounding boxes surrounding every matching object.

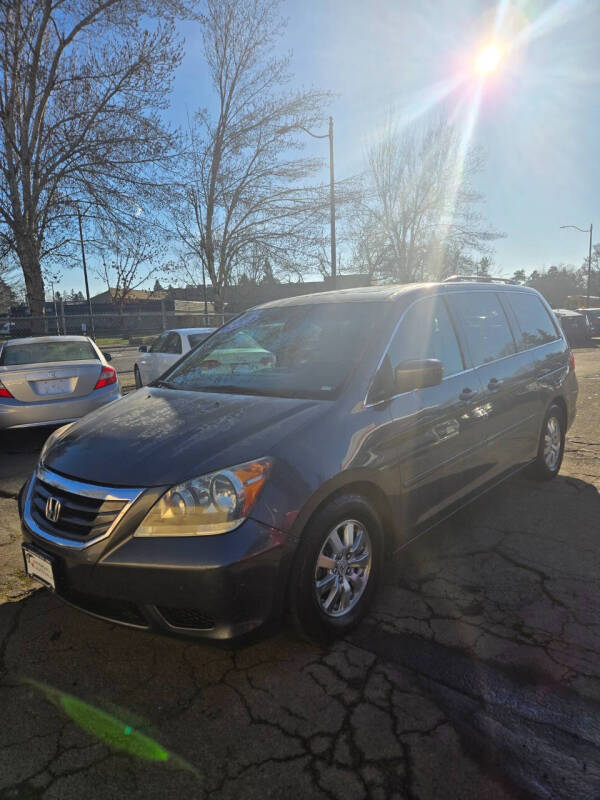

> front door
[145,332,183,382]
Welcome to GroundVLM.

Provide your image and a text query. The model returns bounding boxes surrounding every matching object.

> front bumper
[0,384,120,429]
[21,473,291,641]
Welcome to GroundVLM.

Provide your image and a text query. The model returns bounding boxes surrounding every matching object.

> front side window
[162,302,383,399]
[387,296,464,377]
[449,292,516,366]
[504,293,559,350]
[1,340,98,366]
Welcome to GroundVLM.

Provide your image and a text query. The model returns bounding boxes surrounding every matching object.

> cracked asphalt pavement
[1,348,599,799]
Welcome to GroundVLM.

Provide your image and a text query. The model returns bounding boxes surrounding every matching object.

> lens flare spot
[476,44,502,75]
[59,694,169,761]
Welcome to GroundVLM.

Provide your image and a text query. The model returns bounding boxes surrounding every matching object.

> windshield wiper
[153,379,179,390]
[186,384,273,396]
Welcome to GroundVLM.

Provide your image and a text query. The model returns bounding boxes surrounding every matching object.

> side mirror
[103,352,112,362]
[138,344,148,353]
[395,359,443,393]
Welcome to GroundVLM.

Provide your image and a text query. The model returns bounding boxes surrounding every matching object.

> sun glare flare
[476,44,502,76]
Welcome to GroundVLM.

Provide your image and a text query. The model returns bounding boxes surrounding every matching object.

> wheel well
[302,481,397,551]
[549,395,567,425]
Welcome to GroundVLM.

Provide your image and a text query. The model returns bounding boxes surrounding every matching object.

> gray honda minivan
[20,280,578,642]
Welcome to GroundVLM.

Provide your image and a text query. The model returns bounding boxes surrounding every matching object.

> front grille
[158,606,215,630]
[59,586,148,627]
[30,476,127,543]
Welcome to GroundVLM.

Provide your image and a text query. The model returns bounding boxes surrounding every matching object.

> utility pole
[560,223,594,307]
[77,207,96,339]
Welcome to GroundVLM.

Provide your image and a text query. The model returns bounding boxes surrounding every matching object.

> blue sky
[66,0,600,295]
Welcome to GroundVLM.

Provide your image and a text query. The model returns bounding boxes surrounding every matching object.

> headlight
[40,423,74,464]
[134,458,271,537]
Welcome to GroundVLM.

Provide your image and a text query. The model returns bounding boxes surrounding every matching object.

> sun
[476,44,502,76]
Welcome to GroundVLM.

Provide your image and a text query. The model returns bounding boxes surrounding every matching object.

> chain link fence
[1,311,235,342]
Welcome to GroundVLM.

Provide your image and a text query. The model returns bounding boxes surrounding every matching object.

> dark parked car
[20,282,578,642]
[577,307,600,336]
[553,308,590,345]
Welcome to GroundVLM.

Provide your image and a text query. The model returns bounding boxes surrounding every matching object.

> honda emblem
[45,496,61,523]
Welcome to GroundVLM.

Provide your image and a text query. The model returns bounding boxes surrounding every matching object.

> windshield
[162,303,382,399]
[1,340,98,366]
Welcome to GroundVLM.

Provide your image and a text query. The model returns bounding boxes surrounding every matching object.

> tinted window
[387,296,464,377]
[1,340,97,366]
[150,333,168,353]
[505,293,558,349]
[188,333,212,348]
[162,332,182,354]
[450,292,516,366]
[164,303,383,399]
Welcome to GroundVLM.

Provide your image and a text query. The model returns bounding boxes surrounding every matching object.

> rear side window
[188,333,211,348]
[504,293,559,350]
[449,292,516,366]
[150,333,168,353]
[1,340,97,366]
[387,296,464,377]
[162,332,182,354]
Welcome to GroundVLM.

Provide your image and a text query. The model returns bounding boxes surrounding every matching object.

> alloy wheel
[543,415,562,471]
[314,519,372,618]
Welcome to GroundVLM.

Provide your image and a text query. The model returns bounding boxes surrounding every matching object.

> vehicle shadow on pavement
[359,472,600,798]
[1,473,599,799]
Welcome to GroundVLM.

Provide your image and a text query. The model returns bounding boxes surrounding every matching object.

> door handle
[459,387,478,401]
[487,377,502,391]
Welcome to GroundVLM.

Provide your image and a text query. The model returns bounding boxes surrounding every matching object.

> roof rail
[443,275,517,285]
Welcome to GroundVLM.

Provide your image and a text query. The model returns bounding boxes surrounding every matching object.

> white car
[0,321,16,336]
[134,327,216,387]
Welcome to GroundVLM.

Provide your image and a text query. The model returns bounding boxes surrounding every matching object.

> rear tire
[289,494,384,644]
[134,365,142,389]
[529,403,565,481]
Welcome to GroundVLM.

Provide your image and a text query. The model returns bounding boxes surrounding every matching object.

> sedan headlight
[134,458,271,537]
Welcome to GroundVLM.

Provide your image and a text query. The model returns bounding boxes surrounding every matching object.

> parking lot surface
[1,347,599,799]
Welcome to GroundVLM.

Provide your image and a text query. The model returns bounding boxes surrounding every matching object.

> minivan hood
[43,387,324,487]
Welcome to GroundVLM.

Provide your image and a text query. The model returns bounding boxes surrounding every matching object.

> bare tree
[96,225,170,313]
[172,0,332,311]
[353,115,502,282]
[0,0,192,328]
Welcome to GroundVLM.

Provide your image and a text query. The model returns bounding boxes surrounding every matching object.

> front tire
[289,494,384,643]
[529,403,565,481]
[134,365,143,389]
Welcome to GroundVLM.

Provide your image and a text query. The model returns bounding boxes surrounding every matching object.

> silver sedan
[0,336,121,429]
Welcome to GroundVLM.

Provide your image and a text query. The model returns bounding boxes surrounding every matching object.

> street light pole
[587,223,593,308]
[50,279,60,334]
[299,118,337,288]
[560,223,594,307]
[77,207,96,340]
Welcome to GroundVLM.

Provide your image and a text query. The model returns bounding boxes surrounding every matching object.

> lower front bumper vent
[157,606,215,630]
